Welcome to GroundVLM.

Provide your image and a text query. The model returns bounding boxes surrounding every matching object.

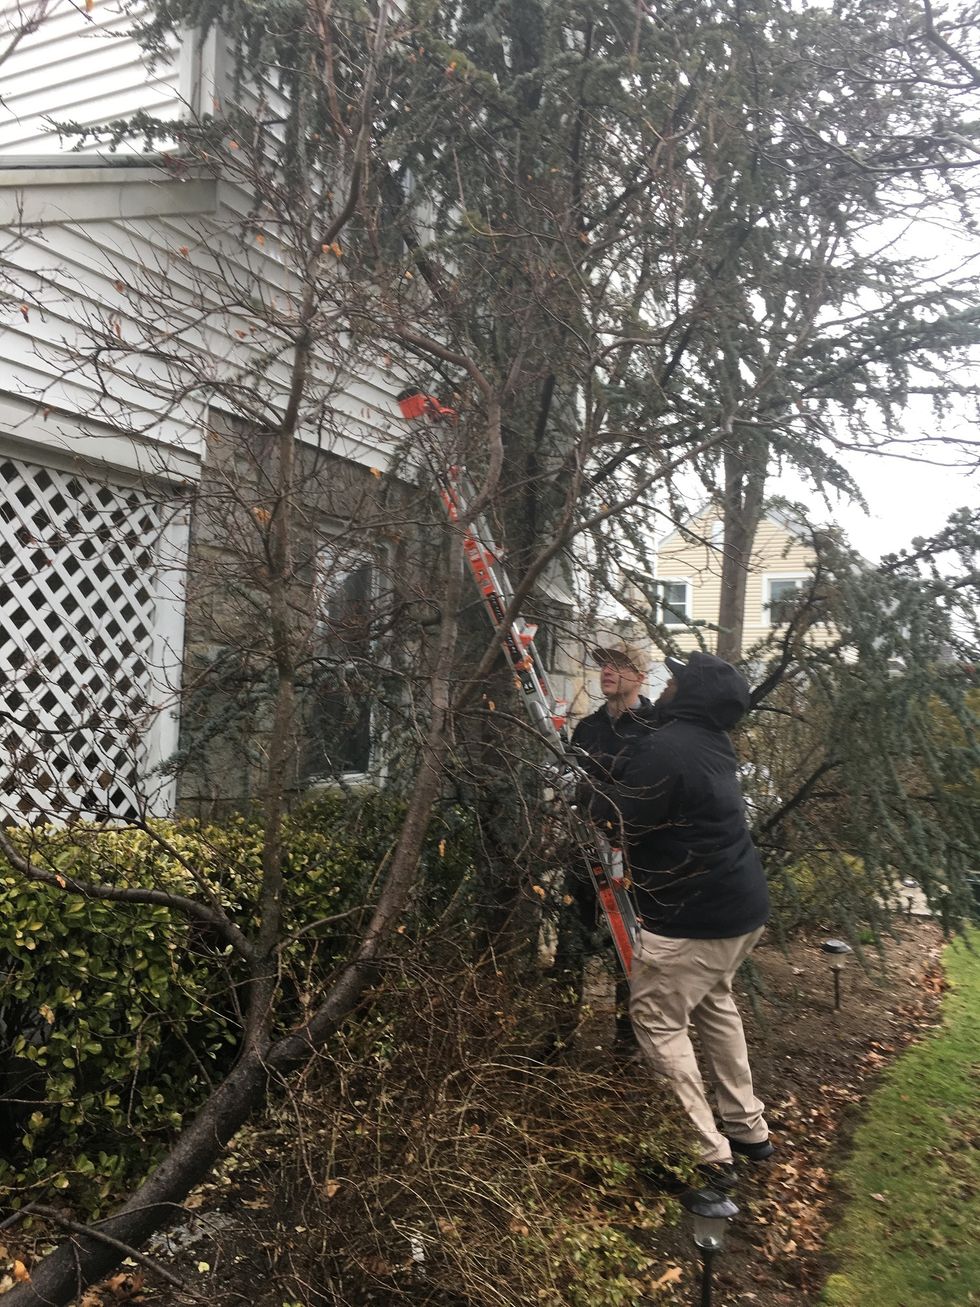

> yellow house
[654,504,836,657]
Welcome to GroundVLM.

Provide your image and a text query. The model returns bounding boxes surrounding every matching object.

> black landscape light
[680,1187,739,1307]
[901,877,918,919]
[821,938,853,1010]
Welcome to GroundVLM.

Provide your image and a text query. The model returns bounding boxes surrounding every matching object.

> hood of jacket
[661,651,751,730]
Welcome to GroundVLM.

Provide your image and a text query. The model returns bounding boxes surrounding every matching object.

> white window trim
[658,576,692,628]
[761,573,810,627]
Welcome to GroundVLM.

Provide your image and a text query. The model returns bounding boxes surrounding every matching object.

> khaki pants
[630,926,767,1164]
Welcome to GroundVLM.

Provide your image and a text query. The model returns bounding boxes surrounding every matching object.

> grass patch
[821,928,980,1306]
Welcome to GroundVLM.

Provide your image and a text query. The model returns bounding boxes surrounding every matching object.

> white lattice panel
[0,454,167,821]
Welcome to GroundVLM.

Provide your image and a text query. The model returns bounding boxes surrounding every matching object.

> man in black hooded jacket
[594,651,772,1186]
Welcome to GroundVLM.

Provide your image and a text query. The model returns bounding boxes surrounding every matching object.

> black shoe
[726,1135,774,1162]
[696,1162,738,1191]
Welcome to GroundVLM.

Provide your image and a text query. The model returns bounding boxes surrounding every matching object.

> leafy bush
[0,794,477,1211]
[768,853,877,932]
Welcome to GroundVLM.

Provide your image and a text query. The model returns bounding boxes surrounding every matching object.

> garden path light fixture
[901,877,918,918]
[680,1187,739,1307]
[821,938,853,1010]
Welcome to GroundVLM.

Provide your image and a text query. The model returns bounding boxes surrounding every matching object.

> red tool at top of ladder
[397,388,567,739]
[396,386,640,974]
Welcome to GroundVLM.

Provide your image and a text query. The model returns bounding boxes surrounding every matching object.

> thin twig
[3,1205,192,1294]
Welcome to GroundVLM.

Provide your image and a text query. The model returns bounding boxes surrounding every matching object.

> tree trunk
[716,444,767,663]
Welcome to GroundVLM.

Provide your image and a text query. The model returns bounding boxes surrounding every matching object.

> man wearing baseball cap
[557,642,661,1020]
[592,650,772,1190]
[570,640,661,784]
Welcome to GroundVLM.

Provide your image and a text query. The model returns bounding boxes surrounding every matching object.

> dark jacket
[570,695,661,787]
[595,654,769,940]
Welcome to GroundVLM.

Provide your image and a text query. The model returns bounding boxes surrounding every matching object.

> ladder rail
[397,388,639,973]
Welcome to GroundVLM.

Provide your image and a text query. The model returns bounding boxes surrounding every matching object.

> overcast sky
[775,447,977,562]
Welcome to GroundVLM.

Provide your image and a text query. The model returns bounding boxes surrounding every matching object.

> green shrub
[0,794,477,1211]
[769,853,873,931]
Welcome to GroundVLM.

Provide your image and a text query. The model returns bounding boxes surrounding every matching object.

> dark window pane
[766,578,804,624]
[661,581,689,624]
[303,559,373,778]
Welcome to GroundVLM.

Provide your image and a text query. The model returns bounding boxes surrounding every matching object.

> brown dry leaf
[324,1180,341,1199]
[360,1255,393,1276]
[184,1192,204,1210]
[12,1261,30,1283]
[649,1266,683,1291]
[105,1270,144,1299]
[78,1291,103,1307]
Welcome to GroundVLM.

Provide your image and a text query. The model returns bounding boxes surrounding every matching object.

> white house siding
[0,0,184,156]
[0,168,405,468]
[0,188,412,820]
[656,508,836,656]
[0,11,427,816]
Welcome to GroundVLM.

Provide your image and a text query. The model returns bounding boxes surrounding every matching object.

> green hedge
[0,794,477,1211]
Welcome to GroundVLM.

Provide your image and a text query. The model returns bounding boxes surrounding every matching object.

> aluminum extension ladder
[397,387,639,974]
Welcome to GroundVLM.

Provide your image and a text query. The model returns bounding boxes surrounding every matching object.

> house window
[764,575,808,626]
[659,579,691,627]
[303,551,375,779]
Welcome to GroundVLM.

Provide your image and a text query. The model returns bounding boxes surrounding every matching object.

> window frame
[304,543,379,784]
[762,573,809,628]
[657,576,692,628]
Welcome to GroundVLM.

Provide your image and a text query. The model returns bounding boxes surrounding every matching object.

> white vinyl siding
[0,0,184,156]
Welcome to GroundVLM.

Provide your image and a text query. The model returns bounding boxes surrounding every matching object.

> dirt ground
[2,919,948,1307]
[666,917,948,1306]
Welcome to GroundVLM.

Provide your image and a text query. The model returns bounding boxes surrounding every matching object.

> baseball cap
[664,655,686,677]
[591,641,649,675]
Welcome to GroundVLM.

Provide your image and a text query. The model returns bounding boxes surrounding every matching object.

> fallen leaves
[648,1265,683,1292]
[76,1271,144,1305]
